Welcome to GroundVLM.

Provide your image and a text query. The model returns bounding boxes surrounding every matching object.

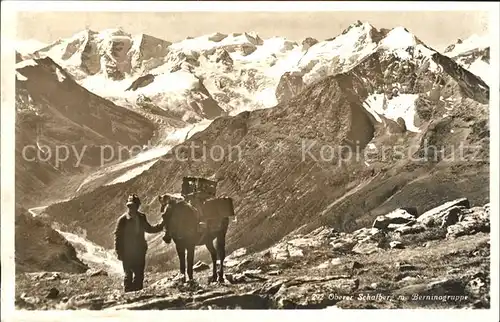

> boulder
[86,269,108,277]
[351,261,364,269]
[110,295,186,310]
[193,261,210,272]
[447,268,461,275]
[439,206,462,228]
[397,263,418,272]
[308,226,337,239]
[267,270,282,276]
[270,227,334,259]
[351,227,384,241]
[268,243,304,261]
[446,206,489,239]
[330,258,343,266]
[417,198,470,227]
[273,277,359,309]
[372,209,417,230]
[352,242,380,255]
[390,241,405,249]
[316,261,331,269]
[394,277,465,299]
[46,287,60,299]
[225,272,266,284]
[242,269,263,275]
[287,236,325,248]
[254,280,286,295]
[229,248,247,258]
[386,222,413,231]
[318,258,344,269]
[346,227,387,254]
[330,238,357,252]
[466,276,487,297]
[401,207,419,217]
[394,224,426,236]
[224,257,251,269]
[197,293,270,309]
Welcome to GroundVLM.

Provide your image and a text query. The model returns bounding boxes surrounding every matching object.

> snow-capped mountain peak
[380,26,418,50]
[376,26,438,69]
[294,21,378,84]
[444,33,489,57]
[19,21,490,134]
[443,33,490,85]
[30,28,171,81]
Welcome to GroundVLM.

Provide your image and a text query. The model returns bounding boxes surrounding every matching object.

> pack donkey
[158,177,234,283]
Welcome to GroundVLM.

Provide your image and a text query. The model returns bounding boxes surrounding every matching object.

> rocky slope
[15,206,88,274]
[14,56,157,274]
[15,56,156,206]
[15,199,490,309]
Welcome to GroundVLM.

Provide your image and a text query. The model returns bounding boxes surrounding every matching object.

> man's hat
[126,194,141,207]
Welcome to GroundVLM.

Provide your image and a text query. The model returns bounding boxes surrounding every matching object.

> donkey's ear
[157,195,162,202]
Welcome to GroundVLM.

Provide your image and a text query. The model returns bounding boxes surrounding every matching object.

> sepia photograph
[1,1,499,320]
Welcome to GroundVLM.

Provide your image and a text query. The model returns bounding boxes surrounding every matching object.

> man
[114,194,164,292]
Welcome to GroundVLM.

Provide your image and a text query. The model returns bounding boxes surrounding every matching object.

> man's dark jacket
[114,212,163,261]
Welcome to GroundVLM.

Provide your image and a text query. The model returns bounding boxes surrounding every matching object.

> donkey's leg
[175,242,186,283]
[205,240,218,283]
[216,218,230,283]
[215,236,226,283]
[186,245,195,282]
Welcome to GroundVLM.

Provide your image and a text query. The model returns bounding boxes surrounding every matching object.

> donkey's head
[157,193,184,212]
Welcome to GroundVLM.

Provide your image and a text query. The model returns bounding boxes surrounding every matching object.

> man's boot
[133,276,144,291]
[123,263,134,292]
[124,276,134,292]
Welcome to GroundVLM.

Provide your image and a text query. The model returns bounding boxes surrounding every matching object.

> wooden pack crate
[181,176,217,198]
[200,197,235,220]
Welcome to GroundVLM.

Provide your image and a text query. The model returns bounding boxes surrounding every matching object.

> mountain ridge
[16,23,490,123]
[15,55,156,207]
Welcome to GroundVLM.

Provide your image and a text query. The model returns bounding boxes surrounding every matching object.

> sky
[16,11,489,52]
